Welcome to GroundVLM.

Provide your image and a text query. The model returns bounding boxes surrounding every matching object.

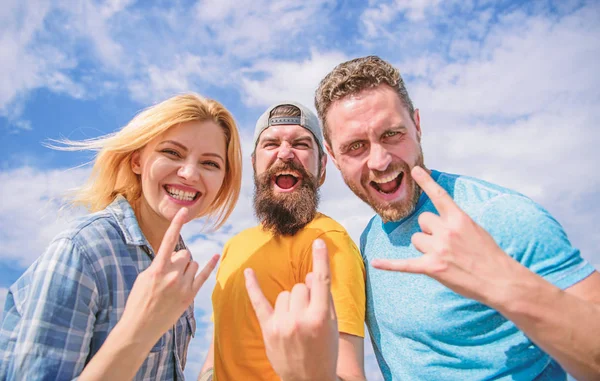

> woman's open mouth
[164,185,200,202]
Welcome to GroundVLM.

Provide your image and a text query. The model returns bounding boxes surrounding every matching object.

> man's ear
[318,154,327,187]
[325,142,340,170]
[131,151,142,175]
[413,108,422,142]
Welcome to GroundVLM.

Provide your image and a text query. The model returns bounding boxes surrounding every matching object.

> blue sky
[1,0,599,379]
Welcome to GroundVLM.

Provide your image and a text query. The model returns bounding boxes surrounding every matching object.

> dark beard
[253,161,320,236]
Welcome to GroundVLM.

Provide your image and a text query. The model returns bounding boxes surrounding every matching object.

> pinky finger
[192,254,220,294]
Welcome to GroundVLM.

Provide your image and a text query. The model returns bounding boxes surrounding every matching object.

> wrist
[490,265,559,321]
[109,318,159,355]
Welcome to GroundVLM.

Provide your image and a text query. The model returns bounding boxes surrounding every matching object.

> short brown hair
[314,55,415,146]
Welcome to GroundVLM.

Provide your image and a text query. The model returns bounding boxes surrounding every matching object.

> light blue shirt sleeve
[0,237,100,380]
[476,194,595,290]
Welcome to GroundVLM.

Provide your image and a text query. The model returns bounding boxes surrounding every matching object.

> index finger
[411,166,459,217]
[244,268,274,327]
[155,207,188,264]
[308,239,333,315]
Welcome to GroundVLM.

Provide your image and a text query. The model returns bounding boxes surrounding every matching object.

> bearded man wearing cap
[198,102,367,381]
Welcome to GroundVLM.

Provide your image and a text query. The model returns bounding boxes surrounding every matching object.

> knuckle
[315,272,331,286]
[291,283,307,294]
[442,228,456,241]
[284,320,299,336]
[305,316,324,330]
[433,187,446,199]
[429,257,449,274]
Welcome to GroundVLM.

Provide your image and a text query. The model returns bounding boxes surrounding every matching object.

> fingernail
[244,268,251,278]
[313,239,325,249]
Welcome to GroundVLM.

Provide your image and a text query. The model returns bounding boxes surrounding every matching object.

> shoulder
[223,225,265,246]
[51,210,125,257]
[437,171,522,207]
[359,215,380,252]
[307,213,351,235]
[54,209,121,242]
[27,209,134,282]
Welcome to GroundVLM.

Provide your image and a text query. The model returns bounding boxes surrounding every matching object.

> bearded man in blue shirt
[297,55,600,381]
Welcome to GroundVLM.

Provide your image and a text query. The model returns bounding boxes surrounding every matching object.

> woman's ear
[131,151,142,175]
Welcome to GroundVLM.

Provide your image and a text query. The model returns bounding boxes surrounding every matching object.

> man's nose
[367,144,392,172]
[277,144,295,161]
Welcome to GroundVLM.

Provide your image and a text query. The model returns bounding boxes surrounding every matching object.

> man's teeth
[166,186,198,201]
[373,171,402,184]
[277,171,299,177]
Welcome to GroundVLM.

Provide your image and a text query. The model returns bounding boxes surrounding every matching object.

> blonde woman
[0,94,242,380]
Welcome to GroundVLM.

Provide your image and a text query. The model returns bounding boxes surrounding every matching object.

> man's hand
[371,166,524,307]
[121,207,219,343]
[244,239,339,381]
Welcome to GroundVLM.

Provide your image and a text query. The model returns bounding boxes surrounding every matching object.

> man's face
[253,124,326,235]
[325,85,425,222]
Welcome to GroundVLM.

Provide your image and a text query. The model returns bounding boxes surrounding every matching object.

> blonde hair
[53,93,242,229]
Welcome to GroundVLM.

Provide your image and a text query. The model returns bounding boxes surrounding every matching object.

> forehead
[160,120,226,148]
[328,87,410,142]
[258,124,315,142]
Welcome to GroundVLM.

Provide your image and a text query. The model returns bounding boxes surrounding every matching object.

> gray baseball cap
[252,101,324,153]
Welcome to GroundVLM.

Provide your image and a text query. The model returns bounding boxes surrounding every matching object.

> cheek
[204,170,227,193]
[144,157,175,183]
[342,159,362,179]
[254,152,273,173]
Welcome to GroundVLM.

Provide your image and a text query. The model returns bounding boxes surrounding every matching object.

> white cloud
[0,166,89,266]
[195,0,334,59]
[127,54,223,104]
[361,0,449,39]
[241,50,348,109]
[0,1,81,130]
[2,1,343,125]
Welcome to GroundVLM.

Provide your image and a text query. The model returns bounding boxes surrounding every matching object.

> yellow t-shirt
[211,213,366,381]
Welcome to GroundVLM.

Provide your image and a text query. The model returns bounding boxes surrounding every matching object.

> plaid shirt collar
[107,195,186,255]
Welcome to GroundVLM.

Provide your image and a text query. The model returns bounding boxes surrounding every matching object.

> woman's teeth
[165,186,198,201]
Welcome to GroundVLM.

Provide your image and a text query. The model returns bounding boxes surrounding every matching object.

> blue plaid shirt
[0,195,196,380]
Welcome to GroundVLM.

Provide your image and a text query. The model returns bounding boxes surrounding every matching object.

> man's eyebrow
[159,140,188,151]
[388,124,408,133]
[259,136,280,144]
[293,136,314,143]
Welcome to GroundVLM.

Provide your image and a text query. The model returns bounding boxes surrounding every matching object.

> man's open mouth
[274,171,301,190]
[370,171,404,194]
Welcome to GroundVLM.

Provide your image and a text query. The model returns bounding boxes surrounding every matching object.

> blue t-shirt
[360,170,595,380]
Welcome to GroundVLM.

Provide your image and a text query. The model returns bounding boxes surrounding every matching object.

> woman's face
[131,120,227,225]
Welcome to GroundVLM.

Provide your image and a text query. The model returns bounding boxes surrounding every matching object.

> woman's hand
[121,207,219,343]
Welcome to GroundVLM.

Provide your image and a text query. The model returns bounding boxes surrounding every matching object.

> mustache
[253,160,319,236]
[262,160,310,180]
